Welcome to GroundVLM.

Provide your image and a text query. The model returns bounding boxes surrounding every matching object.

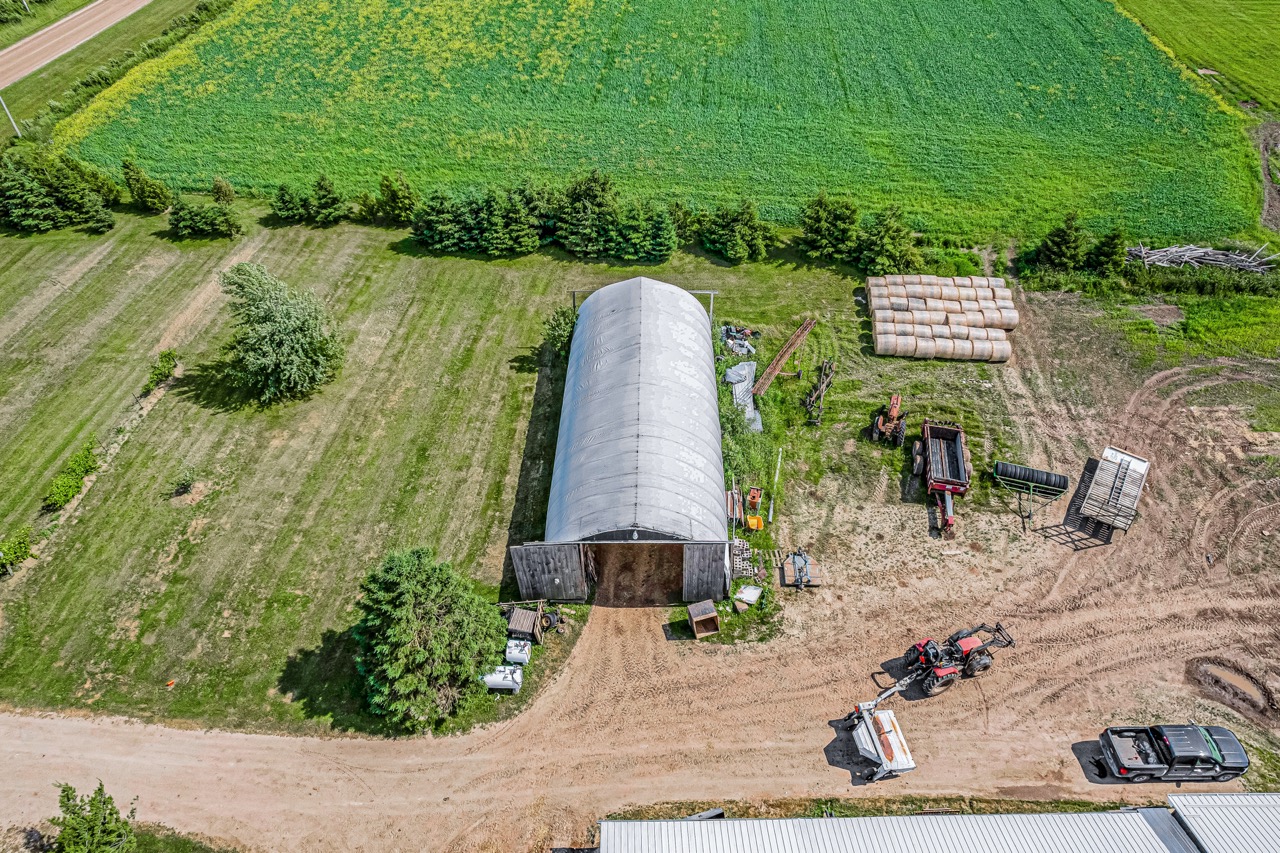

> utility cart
[912,419,972,537]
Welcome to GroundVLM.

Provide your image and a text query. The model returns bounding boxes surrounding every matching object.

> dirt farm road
[0,0,157,91]
[3,300,1280,851]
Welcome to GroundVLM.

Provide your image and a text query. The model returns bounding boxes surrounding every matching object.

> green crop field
[1120,0,1280,111]
[56,0,1259,240]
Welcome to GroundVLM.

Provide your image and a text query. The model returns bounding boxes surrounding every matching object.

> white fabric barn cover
[545,277,728,543]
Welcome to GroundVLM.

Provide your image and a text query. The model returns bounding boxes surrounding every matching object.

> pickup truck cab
[1099,724,1248,783]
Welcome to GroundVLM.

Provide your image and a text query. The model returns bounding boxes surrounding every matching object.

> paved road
[0,0,157,91]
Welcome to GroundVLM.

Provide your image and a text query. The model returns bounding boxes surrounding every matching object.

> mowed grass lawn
[1121,0,1280,111]
[55,0,1259,240]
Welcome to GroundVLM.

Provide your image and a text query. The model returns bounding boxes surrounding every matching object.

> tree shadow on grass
[499,341,567,600]
[169,360,257,414]
[277,627,400,736]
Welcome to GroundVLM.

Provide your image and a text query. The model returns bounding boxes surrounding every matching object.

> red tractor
[870,394,908,447]
[902,623,1016,696]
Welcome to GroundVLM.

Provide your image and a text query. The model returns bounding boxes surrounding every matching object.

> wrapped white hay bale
[874,334,897,355]
[933,338,955,358]
[912,324,933,338]
[995,299,1016,310]
[889,296,909,311]
[960,299,980,312]
[981,308,1002,327]
[894,336,917,357]
[905,283,926,299]
[914,337,937,358]
[964,310,985,326]
[951,339,974,359]
[903,274,922,285]
[916,310,948,325]
[986,328,1007,341]
[956,287,977,301]
[888,285,908,299]
[968,326,989,341]
[892,310,914,324]
[943,300,964,315]
[874,309,895,323]
[894,323,915,336]
[991,284,1012,298]
[874,322,896,337]
[930,325,952,339]
[907,297,927,312]
[952,276,973,286]
[971,339,994,361]
[920,274,939,285]
[949,323,971,339]
[924,298,947,313]
[977,299,998,311]
[867,276,887,287]
[939,284,960,301]
[990,340,1013,362]
[998,308,1020,329]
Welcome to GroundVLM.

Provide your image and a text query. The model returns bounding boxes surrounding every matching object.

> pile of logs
[1127,243,1277,273]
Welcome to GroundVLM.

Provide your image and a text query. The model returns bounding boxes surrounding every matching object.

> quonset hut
[509,278,730,603]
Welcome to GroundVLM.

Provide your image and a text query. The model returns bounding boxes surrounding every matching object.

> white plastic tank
[483,665,523,693]
[505,639,532,664]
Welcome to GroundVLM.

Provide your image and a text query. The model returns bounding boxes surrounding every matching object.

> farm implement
[840,623,1016,781]
[912,419,971,537]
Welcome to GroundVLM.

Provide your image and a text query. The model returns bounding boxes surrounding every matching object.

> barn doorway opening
[591,543,683,607]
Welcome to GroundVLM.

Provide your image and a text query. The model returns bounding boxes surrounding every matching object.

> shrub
[270,184,310,222]
[857,205,922,274]
[122,160,172,213]
[141,349,179,396]
[43,437,100,511]
[544,306,578,356]
[211,176,236,205]
[1087,227,1127,276]
[700,200,779,263]
[373,172,417,226]
[799,191,859,263]
[352,547,506,732]
[310,173,346,226]
[169,463,198,497]
[0,525,33,573]
[1035,212,1088,271]
[220,262,345,405]
[50,781,137,853]
[169,197,242,238]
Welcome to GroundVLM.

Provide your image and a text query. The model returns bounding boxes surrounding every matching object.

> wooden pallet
[752,319,817,396]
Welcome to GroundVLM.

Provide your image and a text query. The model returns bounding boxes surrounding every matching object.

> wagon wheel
[911,440,924,476]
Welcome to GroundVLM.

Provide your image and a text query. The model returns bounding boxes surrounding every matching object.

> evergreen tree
[310,173,346,226]
[0,147,115,233]
[353,548,507,732]
[556,170,619,258]
[49,781,137,853]
[1034,212,1088,271]
[270,184,310,222]
[211,176,236,206]
[121,160,171,213]
[799,191,860,262]
[700,200,778,264]
[857,205,922,275]
[0,166,67,232]
[169,196,243,238]
[1087,227,1128,276]
[61,156,122,207]
[375,171,418,226]
[411,191,465,252]
[478,188,540,256]
[667,201,704,245]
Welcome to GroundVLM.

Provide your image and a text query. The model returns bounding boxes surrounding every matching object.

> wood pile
[867,275,1019,362]
[1127,243,1277,273]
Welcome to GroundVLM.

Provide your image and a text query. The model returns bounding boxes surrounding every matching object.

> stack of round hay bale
[867,275,1018,362]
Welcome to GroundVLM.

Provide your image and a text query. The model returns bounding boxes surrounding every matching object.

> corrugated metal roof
[599,811,1186,853]
[1168,793,1280,853]
[545,278,727,543]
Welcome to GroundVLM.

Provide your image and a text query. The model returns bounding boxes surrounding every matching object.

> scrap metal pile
[1127,243,1277,273]
[868,275,1020,362]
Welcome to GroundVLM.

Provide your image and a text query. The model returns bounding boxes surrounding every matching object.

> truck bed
[1106,727,1165,768]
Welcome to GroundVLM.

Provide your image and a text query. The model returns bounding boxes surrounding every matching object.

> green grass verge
[137,827,238,853]
[0,0,205,139]
[53,0,1258,239]
[1111,295,1280,367]
[608,795,1141,820]
[0,0,97,51]
[668,577,781,644]
[1188,380,1280,433]
[1119,0,1280,111]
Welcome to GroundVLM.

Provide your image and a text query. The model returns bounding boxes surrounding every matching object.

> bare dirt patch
[1189,657,1280,725]
[1132,303,1185,328]
[1258,122,1280,232]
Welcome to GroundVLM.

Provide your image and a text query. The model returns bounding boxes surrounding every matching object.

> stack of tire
[867,275,1019,363]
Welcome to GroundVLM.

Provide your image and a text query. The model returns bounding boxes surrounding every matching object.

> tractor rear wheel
[965,651,994,677]
[894,424,906,448]
[871,421,881,442]
[922,671,959,697]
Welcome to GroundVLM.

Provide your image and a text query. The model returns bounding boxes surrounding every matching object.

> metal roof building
[599,810,1200,853]
[510,278,730,603]
[1169,793,1280,853]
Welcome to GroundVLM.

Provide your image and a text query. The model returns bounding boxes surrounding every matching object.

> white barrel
[932,338,955,359]
[995,299,1016,310]
[951,338,973,359]
[873,309,895,323]
[939,285,960,301]
[874,322,896,337]
[907,298,926,312]
[964,310,985,326]
[930,325,952,339]
[986,328,1007,341]
[914,337,937,359]
[889,297,909,311]
[981,308,1002,327]
[912,324,933,338]
[998,308,1020,329]
[949,323,970,339]
[960,299,980,312]
[990,340,1012,362]
[968,326,989,341]
[970,339,994,361]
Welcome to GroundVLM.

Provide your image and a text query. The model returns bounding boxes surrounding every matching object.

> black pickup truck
[1098,724,1249,783]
